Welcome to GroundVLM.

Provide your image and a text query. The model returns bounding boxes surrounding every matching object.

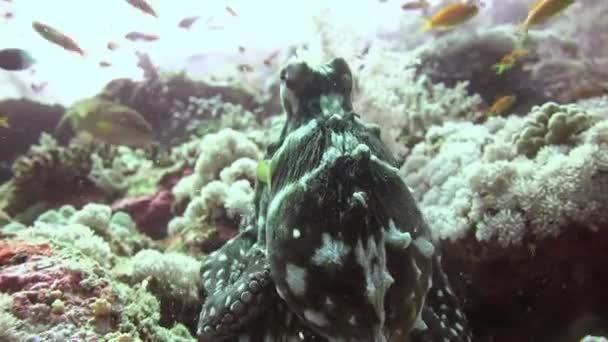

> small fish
[0,48,36,71]
[486,95,516,117]
[178,16,200,29]
[56,97,155,148]
[3,11,13,20]
[107,41,119,51]
[125,0,157,17]
[570,83,608,101]
[492,48,529,75]
[99,60,111,67]
[263,50,280,67]
[520,0,574,33]
[32,21,85,55]
[31,82,47,93]
[238,46,246,53]
[401,0,429,11]
[226,6,238,17]
[125,31,159,42]
[420,2,479,32]
[237,64,254,72]
[0,116,9,128]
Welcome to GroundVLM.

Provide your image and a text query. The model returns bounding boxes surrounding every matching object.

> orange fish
[178,16,199,29]
[125,32,159,42]
[32,21,85,56]
[263,50,280,67]
[125,0,157,17]
[492,48,529,75]
[420,2,479,32]
[486,95,516,117]
[520,0,574,33]
[401,0,429,11]
[107,41,119,51]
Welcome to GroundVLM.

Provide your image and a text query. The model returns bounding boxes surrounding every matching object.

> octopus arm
[197,228,275,341]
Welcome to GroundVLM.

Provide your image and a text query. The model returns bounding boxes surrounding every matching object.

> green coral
[108,280,195,342]
[514,102,595,158]
[32,204,154,257]
[0,207,196,341]
[113,249,201,304]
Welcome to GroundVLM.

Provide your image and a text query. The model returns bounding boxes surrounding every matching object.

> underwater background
[1,0,607,341]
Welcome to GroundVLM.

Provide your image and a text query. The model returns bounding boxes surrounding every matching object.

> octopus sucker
[197,58,472,341]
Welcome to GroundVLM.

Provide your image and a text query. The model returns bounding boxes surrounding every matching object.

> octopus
[197,58,472,341]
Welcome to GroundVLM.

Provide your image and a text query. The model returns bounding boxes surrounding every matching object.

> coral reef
[401,101,608,245]
[513,102,595,158]
[167,128,265,255]
[0,99,64,164]
[354,45,483,154]
[401,99,608,340]
[100,70,280,146]
[0,134,113,220]
[1,2,608,340]
[0,205,198,341]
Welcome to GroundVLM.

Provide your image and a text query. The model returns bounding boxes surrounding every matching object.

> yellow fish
[520,0,575,34]
[0,115,9,128]
[56,97,155,147]
[492,48,529,75]
[486,95,517,117]
[420,2,479,32]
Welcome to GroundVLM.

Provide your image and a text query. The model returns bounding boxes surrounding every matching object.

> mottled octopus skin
[197,58,472,342]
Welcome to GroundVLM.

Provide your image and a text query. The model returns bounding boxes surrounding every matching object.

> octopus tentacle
[198,228,276,341]
[411,256,472,342]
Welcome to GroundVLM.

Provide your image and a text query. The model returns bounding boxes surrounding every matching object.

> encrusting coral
[0,204,200,341]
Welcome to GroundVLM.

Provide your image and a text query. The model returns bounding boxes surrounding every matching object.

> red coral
[0,240,119,335]
[112,189,174,239]
[0,240,52,266]
[111,167,192,240]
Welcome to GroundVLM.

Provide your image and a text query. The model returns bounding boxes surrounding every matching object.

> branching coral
[401,102,608,247]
